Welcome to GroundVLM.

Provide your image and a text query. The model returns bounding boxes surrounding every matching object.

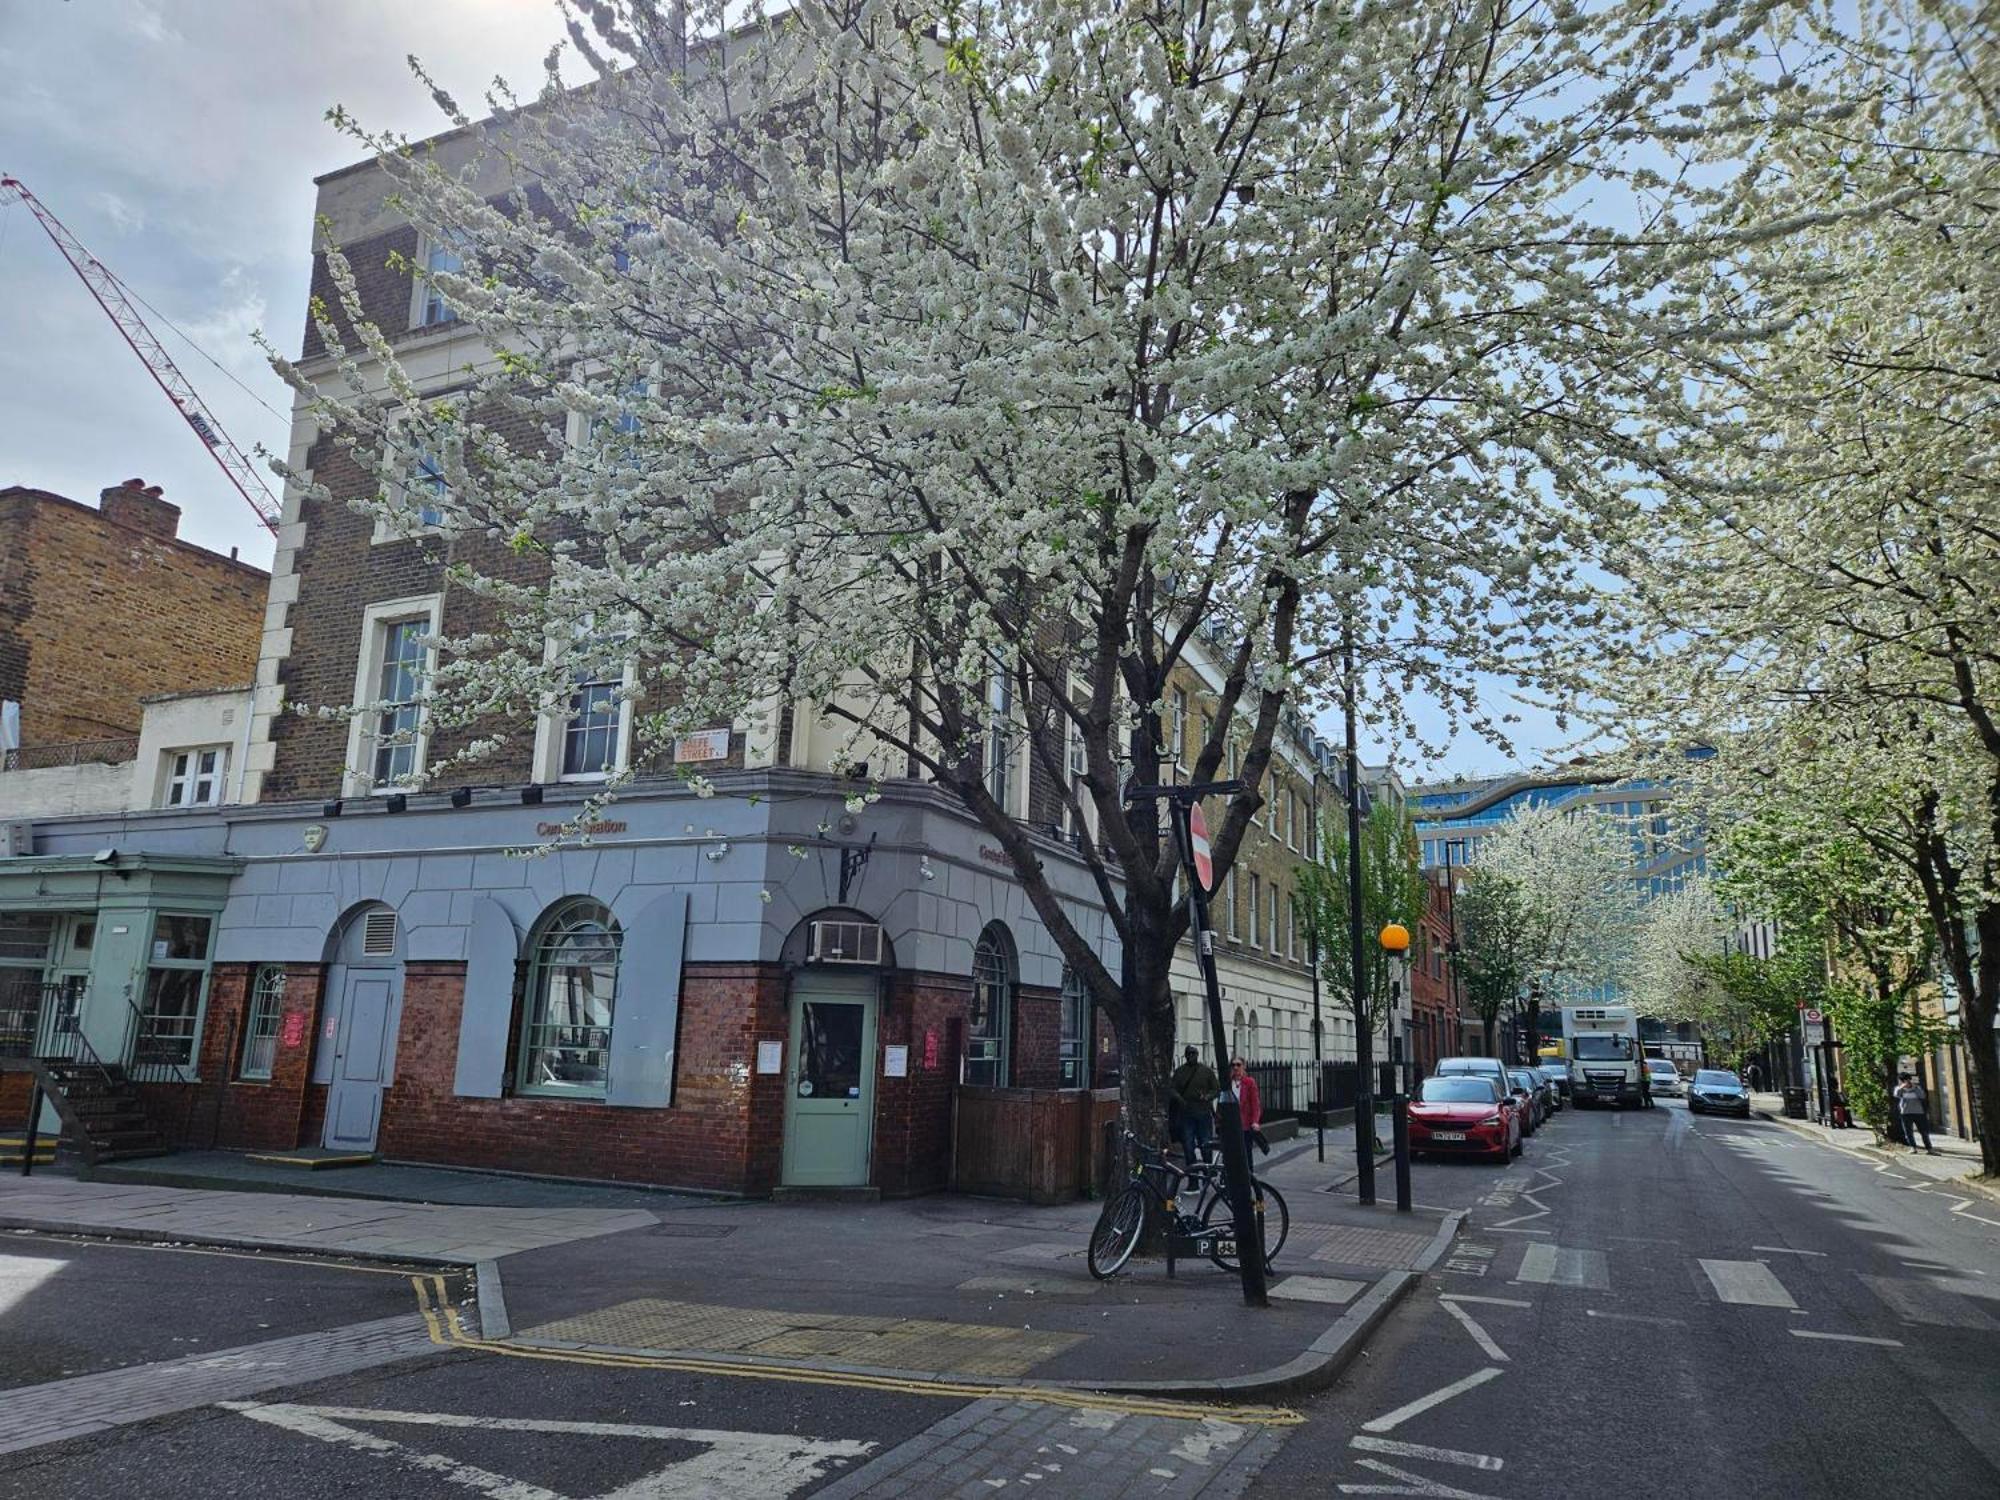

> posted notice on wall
[883,1045,909,1078]
[756,1040,783,1075]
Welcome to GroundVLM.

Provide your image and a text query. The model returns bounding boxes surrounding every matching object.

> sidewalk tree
[1634,876,1727,1032]
[1610,0,2000,1171]
[1476,803,1641,1020]
[1298,800,1425,1059]
[285,0,1796,1141]
[1452,869,1535,1058]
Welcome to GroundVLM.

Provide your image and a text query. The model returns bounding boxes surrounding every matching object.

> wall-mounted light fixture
[385,794,408,814]
[450,786,473,808]
[322,799,343,819]
[919,855,936,881]
[521,784,544,806]
[705,840,732,862]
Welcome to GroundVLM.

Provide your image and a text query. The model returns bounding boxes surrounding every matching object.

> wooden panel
[951,1086,1121,1203]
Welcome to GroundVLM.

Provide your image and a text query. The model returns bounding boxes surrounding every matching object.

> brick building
[7,110,1344,1198]
[0,479,266,752]
[1410,869,1460,1075]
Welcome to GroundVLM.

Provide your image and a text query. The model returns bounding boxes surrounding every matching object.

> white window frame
[982,669,1028,819]
[344,594,443,797]
[1268,885,1280,954]
[373,403,458,544]
[1226,866,1239,941]
[239,965,286,1081]
[531,620,637,784]
[410,232,465,330]
[1061,676,1098,844]
[160,745,228,808]
[1249,873,1262,948]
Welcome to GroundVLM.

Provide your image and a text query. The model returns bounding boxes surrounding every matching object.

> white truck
[1566,1005,1645,1108]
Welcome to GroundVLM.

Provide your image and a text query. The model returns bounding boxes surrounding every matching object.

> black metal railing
[0,977,54,1061]
[122,991,197,1083]
[1245,1059,1400,1120]
[1,736,139,772]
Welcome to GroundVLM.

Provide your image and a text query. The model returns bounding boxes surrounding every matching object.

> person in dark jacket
[1170,1045,1218,1166]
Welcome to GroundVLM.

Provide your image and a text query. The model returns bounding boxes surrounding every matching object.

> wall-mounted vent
[806,918,882,965]
[362,910,399,956]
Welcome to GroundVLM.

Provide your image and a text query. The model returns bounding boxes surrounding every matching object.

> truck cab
[1566,1006,1644,1108]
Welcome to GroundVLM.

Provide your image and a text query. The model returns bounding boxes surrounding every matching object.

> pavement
[0,1123,1457,1403]
[1749,1091,1998,1195]
[6,1100,1998,1496]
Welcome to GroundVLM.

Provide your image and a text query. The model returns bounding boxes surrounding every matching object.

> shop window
[967,923,1014,1086]
[516,899,621,1098]
[138,913,214,1068]
[239,966,286,1081]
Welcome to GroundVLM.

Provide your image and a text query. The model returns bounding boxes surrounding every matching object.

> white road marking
[1439,1295,1531,1308]
[1343,1457,1501,1498]
[1699,1259,1798,1309]
[1487,1228,1553,1236]
[1351,1437,1504,1471]
[1585,1309,1684,1327]
[221,1403,874,1499]
[1438,1299,1508,1362]
[1515,1243,1610,1291]
[1752,1246,1825,1257]
[1359,1368,1504,1434]
[1946,1197,2000,1229]
[1900,1261,1951,1271]
[1861,1275,1998,1330]
[1790,1330,1903,1347]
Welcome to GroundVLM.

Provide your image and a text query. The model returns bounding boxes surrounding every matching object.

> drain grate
[648,1222,741,1239]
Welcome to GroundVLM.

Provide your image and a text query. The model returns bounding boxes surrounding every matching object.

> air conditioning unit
[0,822,32,858]
[807,918,883,965]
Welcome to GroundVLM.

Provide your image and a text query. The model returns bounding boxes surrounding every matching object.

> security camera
[93,848,118,865]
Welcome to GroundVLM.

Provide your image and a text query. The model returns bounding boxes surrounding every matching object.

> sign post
[1127,779,1268,1309]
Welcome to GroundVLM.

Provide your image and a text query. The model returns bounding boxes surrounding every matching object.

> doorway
[780,974,878,1188]
[321,906,402,1153]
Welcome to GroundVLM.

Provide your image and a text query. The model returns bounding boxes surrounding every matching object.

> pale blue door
[781,977,878,1187]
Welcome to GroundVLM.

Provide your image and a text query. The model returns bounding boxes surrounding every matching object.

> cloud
[126,4,181,44]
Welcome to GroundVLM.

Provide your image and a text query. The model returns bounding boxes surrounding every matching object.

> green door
[781,975,878,1188]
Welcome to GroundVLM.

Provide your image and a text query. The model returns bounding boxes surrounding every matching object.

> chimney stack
[100,478,180,540]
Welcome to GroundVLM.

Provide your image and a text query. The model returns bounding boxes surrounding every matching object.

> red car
[1409,1076,1522,1163]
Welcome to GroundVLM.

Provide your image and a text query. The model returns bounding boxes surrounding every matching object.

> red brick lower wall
[1011,985,1062,1089]
[872,973,970,1197]
[376,961,795,1194]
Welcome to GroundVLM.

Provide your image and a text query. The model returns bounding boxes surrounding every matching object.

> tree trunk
[1481,1014,1496,1056]
[1964,999,2000,1177]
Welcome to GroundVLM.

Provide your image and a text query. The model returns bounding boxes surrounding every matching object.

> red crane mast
[1,174,282,535]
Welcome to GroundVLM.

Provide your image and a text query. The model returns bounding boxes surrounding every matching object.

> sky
[0,0,1573,786]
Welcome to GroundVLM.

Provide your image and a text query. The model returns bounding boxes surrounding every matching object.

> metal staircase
[2,979,173,1168]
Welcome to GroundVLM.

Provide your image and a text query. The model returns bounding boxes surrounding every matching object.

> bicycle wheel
[1088,1185,1149,1280]
[1202,1178,1290,1272]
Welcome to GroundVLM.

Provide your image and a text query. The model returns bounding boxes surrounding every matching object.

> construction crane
[0,174,282,535]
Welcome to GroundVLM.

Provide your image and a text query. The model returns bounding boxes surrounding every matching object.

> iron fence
[1245,1059,1401,1119]
[2,736,139,772]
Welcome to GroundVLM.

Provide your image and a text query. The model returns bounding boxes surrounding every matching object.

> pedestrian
[1747,1061,1764,1093]
[1894,1073,1938,1154]
[1231,1056,1266,1154]
[1170,1045,1218,1168]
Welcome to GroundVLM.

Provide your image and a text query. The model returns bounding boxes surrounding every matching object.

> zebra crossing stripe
[1699,1259,1798,1309]
[1515,1243,1609,1291]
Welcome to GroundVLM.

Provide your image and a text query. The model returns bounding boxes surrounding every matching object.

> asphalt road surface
[1249,1099,2000,1499]
[5,1105,1996,1498]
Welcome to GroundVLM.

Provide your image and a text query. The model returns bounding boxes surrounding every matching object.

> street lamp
[1380,922,1413,1213]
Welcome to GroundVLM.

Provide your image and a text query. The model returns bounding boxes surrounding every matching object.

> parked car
[1434,1057,1514,1106]
[1645,1057,1685,1098]
[1535,1062,1570,1105]
[1409,1075,1522,1163]
[1687,1068,1753,1117]
[1510,1066,1555,1126]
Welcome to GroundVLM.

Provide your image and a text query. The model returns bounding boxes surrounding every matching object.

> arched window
[1231,1006,1245,1059]
[968,923,1014,1086]
[516,898,621,1098]
[1248,1009,1261,1061]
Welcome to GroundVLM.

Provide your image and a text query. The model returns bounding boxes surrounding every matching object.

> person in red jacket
[1231,1056,1263,1136]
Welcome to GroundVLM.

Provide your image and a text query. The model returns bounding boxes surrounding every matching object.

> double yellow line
[406,1274,1302,1427]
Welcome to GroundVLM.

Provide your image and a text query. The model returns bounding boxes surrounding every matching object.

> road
[1249,1098,2000,1498]
[4,1103,1997,1498]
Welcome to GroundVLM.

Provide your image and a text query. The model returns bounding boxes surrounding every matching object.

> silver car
[1646,1058,1684,1098]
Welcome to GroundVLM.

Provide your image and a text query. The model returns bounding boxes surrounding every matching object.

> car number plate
[1432,1131,1466,1141]
[1213,1238,1236,1258]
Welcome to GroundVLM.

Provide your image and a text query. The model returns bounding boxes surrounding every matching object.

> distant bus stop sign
[1188,802,1215,892]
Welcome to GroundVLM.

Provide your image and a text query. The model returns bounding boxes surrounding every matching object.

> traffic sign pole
[1127,779,1267,1309]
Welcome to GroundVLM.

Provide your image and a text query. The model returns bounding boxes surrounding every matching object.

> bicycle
[1087,1129,1290,1280]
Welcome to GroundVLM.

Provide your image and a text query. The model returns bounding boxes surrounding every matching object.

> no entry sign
[1188,802,1215,892]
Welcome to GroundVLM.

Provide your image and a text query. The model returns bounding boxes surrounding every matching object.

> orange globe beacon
[1378,922,1411,953]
